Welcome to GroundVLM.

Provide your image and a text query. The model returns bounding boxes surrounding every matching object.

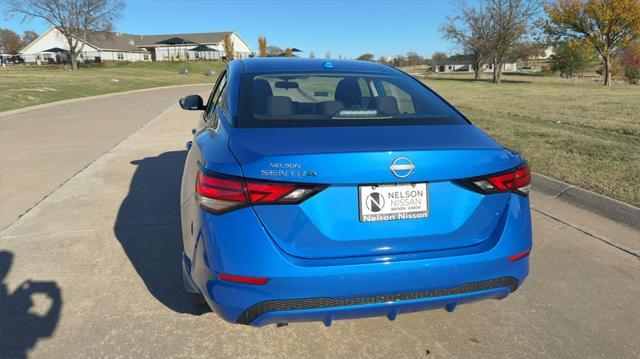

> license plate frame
[358,183,429,222]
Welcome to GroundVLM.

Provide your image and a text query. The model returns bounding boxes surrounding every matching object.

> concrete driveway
[1,99,639,358]
[0,84,211,230]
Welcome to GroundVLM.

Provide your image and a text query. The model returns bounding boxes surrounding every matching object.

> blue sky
[1,0,460,58]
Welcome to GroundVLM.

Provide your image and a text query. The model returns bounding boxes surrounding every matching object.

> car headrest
[253,79,273,114]
[266,96,294,116]
[335,78,362,108]
[370,96,399,115]
[316,101,345,116]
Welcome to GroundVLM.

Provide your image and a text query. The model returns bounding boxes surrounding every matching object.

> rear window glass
[237,72,468,127]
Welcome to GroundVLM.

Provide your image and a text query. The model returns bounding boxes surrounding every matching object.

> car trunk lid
[226,125,522,259]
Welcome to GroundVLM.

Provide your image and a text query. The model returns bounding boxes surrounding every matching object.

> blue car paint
[227,125,519,183]
[180,58,531,326]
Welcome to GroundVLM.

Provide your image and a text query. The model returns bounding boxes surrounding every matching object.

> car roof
[236,57,398,74]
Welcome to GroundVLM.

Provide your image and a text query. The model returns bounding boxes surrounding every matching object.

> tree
[283,47,293,57]
[441,3,492,79]
[405,52,425,66]
[393,55,407,67]
[485,0,540,84]
[544,0,640,85]
[430,51,447,71]
[550,40,598,77]
[509,41,547,62]
[378,55,393,65]
[622,41,640,81]
[0,28,22,53]
[22,30,39,46]
[309,51,315,58]
[622,41,640,68]
[431,52,447,62]
[265,45,283,56]
[3,0,124,71]
[357,53,374,61]
[223,34,234,61]
[258,36,267,57]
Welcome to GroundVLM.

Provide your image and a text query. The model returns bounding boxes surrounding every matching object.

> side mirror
[179,95,205,111]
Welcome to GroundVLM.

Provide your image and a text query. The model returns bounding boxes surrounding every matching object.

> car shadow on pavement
[0,250,62,359]
[114,150,208,315]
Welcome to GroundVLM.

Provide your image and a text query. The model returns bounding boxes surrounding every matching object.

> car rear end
[186,59,532,326]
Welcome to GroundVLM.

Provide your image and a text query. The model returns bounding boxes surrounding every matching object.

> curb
[0,83,212,118]
[532,173,640,230]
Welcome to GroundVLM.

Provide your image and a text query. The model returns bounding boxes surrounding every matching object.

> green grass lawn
[0,61,226,112]
[421,73,640,206]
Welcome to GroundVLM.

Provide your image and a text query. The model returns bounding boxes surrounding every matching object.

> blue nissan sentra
[178,58,532,326]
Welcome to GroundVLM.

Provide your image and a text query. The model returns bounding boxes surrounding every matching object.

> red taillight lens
[245,182,297,203]
[196,171,247,202]
[219,273,269,285]
[460,164,531,196]
[509,248,531,262]
[196,170,325,214]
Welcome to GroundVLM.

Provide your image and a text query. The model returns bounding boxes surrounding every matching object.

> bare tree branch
[2,0,124,70]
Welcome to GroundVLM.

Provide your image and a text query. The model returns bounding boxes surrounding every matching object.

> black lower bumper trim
[236,276,519,325]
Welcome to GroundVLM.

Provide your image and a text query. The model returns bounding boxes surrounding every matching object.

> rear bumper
[237,277,518,325]
[187,195,532,326]
[190,237,530,325]
[247,289,511,326]
[204,258,529,326]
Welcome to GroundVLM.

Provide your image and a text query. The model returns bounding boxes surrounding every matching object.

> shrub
[625,67,640,81]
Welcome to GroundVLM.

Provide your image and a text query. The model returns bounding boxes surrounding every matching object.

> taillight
[195,170,326,214]
[458,164,531,196]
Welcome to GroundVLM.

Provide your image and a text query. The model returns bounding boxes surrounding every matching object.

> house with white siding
[20,27,252,64]
[435,55,517,73]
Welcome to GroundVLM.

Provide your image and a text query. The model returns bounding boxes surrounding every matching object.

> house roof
[21,27,241,54]
[154,36,196,45]
[83,31,147,51]
[85,31,234,50]
[42,47,69,53]
[437,55,475,65]
[135,32,233,46]
[190,45,219,52]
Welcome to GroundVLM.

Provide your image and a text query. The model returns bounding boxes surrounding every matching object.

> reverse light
[459,164,531,196]
[195,170,326,214]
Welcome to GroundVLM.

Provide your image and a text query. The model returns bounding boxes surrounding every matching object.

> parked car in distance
[179,58,532,326]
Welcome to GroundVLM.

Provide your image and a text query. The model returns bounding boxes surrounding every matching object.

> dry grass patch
[421,73,640,206]
[0,61,226,112]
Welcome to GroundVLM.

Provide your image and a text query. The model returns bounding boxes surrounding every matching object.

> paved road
[1,101,639,358]
[0,85,211,229]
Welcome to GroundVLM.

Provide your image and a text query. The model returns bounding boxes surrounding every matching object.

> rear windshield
[237,72,468,127]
